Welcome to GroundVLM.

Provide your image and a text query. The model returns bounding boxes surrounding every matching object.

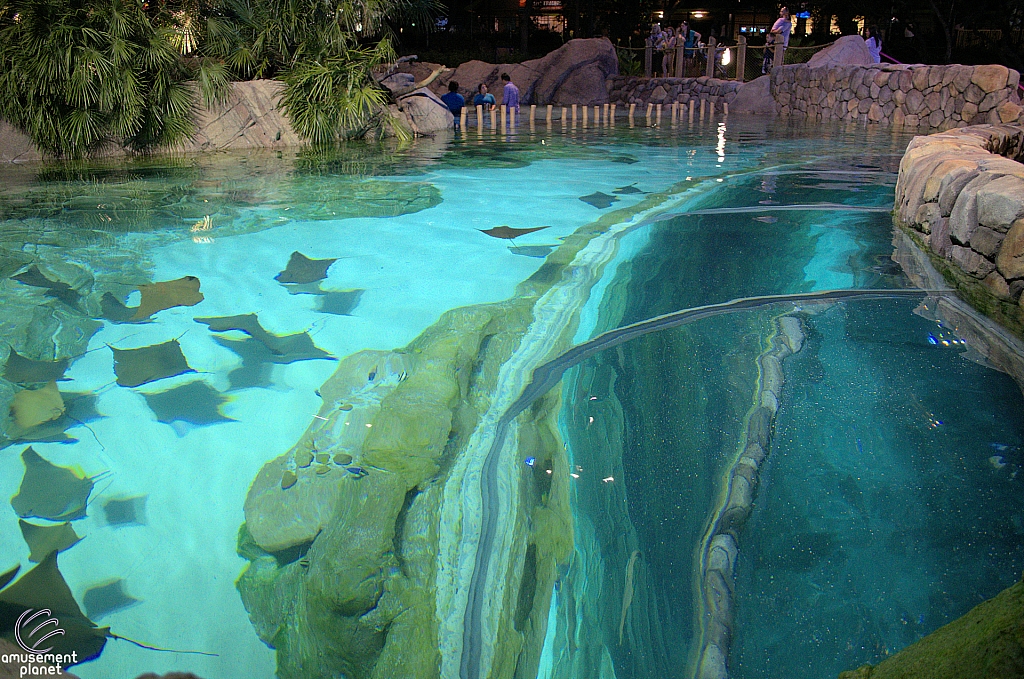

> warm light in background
[721,47,731,65]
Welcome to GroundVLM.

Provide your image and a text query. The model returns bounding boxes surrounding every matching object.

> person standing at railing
[660,27,677,78]
[680,21,700,76]
[864,25,882,63]
[762,6,792,74]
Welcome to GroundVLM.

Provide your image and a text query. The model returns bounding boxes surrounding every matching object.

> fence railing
[616,39,834,82]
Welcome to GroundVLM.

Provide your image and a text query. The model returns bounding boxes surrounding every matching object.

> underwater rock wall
[771,62,1021,129]
[895,123,1024,335]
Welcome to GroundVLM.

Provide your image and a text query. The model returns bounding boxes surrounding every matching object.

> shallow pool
[0,117,1021,679]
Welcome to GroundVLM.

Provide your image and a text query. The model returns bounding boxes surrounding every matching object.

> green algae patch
[838,574,1024,679]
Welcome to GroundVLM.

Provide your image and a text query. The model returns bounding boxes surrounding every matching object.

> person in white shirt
[865,25,882,63]
[762,7,792,74]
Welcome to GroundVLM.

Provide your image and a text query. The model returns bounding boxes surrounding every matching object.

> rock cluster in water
[895,122,1024,333]
[696,314,805,679]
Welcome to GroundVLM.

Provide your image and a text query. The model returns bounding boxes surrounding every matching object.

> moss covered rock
[839,575,1024,679]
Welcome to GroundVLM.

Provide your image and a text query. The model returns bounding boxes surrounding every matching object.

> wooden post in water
[500,105,507,132]
[603,103,609,123]
[460,108,467,129]
[490,107,497,131]
[510,106,516,128]
[561,106,568,127]
[594,105,600,124]
[688,99,695,123]
[710,100,716,117]
[705,37,717,79]
[610,103,617,126]
[546,105,553,123]
[572,104,578,125]
[724,102,729,116]
[629,103,635,122]
[736,36,747,82]
[530,104,536,121]
[582,105,588,126]
[671,102,678,123]
[476,105,483,130]
[656,103,662,125]
[700,97,706,121]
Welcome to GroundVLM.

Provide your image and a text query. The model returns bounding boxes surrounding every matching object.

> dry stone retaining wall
[607,75,742,108]
[896,123,1024,330]
[773,63,1022,129]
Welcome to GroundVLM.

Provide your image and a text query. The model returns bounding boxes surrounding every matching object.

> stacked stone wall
[607,76,742,108]
[896,123,1024,331]
[773,63,1022,129]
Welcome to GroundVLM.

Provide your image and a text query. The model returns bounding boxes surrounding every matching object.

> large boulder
[806,35,874,68]
[181,80,301,152]
[405,38,619,107]
[0,121,41,163]
[396,88,454,135]
[728,75,776,114]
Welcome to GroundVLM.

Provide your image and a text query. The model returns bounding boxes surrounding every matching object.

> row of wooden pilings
[640,35,786,81]
[456,100,731,130]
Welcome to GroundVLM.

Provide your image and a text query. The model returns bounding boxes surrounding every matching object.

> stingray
[11,447,94,522]
[0,553,109,661]
[13,392,104,445]
[83,579,140,620]
[11,266,81,308]
[613,184,644,195]
[102,496,148,527]
[3,349,69,384]
[580,192,619,209]
[0,554,213,664]
[609,155,639,164]
[480,226,551,240]
[10,381,65,431]
[110,339,195,388]
[275,252,337,285]
[101,276,204,322]
[19,520,83,562]
[143,381,233,428]
[195,314,332,361]
[316,289,364,316]
[509,245,556,258]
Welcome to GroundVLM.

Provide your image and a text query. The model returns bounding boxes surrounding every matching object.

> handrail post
[736,35,747,82]
[705,36,717,78]
[773,40,785,69]
[675,43,684,78]
[645,43,653,78]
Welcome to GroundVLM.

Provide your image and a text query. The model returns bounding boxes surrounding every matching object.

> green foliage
[0,0,230,158]
[279,40,397,143]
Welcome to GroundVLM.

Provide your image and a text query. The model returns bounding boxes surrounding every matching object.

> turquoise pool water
[0,117,1021,679]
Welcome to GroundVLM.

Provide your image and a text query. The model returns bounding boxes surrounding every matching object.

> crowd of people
[440,73,519,129]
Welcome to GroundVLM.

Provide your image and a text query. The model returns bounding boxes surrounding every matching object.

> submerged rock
[838,574,1024,678]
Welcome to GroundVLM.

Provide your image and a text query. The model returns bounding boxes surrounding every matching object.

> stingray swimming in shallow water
[83,579,140,620]
[480,225,550,240]
[11,391,103,444]
[143,381,233,432]
[102,495,148,527]
[19,520,83,563]
[10,381,65,432]
[110,339,195,388]
[3,349,70,384]
[100,276,204,322]
[11,266,82,308]
[613,184,645,195]
[579,192,619,209]
[11,447,95,522]
[275,252,337,285]
[196,314,333,360]
[0,553,215,665]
